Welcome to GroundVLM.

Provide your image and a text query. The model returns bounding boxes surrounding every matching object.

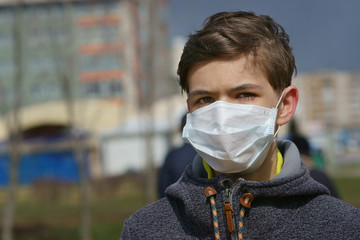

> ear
[276,86,299,126]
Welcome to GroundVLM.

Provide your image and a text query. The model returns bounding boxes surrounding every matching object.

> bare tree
[142,0,173,203]
[46,2,91,240]
[141,0,158,204]
[1,2,24,240]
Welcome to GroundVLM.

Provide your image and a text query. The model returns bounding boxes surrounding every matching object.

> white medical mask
[183,91,284,174]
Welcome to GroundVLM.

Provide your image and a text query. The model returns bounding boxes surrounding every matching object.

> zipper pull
[224,202,235,232]
[223,186,235,233]
[220,178,239,238]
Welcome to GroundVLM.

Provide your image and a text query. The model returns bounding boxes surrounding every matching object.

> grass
[328,164,360,208]
[0,172,359,239]
[332,177,360,208]
[0,174,149,240]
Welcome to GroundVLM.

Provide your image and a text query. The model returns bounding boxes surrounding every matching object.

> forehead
[187,56,272,92]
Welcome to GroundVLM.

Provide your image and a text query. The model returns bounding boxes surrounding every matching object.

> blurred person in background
[288,119,339,198]
[157,113,199,198]
[121,11,360,239]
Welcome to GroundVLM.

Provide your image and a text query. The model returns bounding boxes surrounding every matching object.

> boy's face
[187,56,281,113]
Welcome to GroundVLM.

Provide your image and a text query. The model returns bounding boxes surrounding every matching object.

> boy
[121,11,360,239]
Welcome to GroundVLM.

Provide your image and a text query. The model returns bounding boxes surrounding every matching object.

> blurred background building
[0,0,185,185]
[292,72,360,169]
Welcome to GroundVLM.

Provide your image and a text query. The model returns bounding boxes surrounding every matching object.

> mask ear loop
[273,127,281,141]
[273,89,286,141]
[275,90,286,109]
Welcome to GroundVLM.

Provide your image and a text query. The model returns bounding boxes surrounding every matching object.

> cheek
[261,93,280,108]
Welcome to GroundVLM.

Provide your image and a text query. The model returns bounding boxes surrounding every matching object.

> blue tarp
[0,149,88,186]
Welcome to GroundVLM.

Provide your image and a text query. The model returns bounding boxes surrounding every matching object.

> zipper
[220,178,240,240]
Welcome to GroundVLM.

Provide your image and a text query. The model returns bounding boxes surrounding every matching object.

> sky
[168,0,360,74]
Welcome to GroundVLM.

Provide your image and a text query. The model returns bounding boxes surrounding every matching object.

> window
[83,82,100,95]
[108,80,123,95]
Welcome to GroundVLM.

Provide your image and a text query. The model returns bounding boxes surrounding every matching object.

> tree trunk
[47,2,92,239]
[2,2,24,240]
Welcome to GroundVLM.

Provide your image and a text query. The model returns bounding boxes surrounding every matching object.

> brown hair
[177,11,296,94]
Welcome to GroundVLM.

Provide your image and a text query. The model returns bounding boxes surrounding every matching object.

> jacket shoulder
[303,195,360,235]
[120,198,184,239]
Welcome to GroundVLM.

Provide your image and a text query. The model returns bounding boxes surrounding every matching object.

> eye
[236,92,256,100]
[196,96,214,105]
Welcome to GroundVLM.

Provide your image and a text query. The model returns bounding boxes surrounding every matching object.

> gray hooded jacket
[121,141,360,239]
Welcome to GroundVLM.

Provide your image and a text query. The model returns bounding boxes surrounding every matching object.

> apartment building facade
[0,0,173,138]
[0,0,174,183]
[293,71,360,164]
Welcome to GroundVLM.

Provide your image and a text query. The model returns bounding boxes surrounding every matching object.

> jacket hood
[165,140,330,236]
[167,140,329,198]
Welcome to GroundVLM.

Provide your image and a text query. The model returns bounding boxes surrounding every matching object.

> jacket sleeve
[120,218,136,240]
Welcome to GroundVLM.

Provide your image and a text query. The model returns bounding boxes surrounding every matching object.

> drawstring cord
[238,193,254,240]
[205,187,254,240]
[205,187,220,240]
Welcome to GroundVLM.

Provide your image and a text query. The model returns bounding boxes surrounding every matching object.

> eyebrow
[188,90,212,98]
[228,83,263,93]
[189,83,263,97]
